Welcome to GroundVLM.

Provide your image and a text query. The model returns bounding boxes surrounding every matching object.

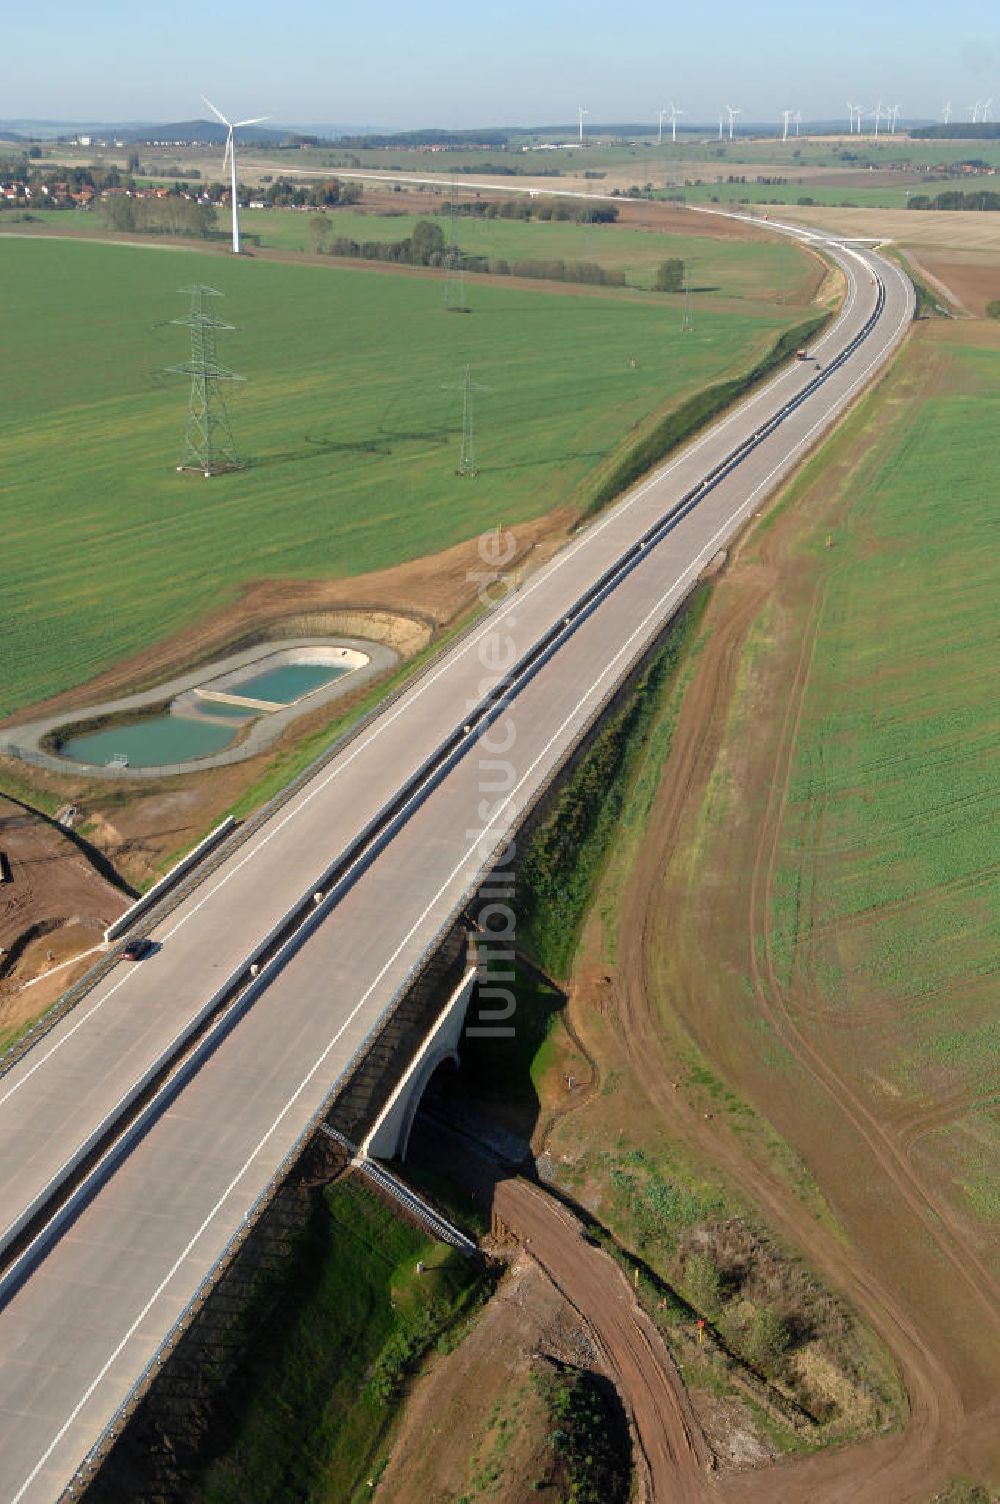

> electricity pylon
[168,284,245,475]
[444,199,468,313]
[681,262,694,333]
[444,366,490,476]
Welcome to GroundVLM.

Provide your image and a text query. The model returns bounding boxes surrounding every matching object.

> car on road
[121,936,155,961]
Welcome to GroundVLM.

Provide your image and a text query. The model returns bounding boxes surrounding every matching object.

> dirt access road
[493,1176,714,1503]
[411,1118,713,1502]
[608,369,999,1498]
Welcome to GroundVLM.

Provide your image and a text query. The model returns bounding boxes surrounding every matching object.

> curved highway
[0,222,913,1503]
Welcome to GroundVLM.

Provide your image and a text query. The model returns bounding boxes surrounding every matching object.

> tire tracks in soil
[608,511,994,1498]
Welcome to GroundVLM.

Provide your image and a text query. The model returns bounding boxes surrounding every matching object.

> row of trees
[307,216,628,285]
[907,189,1000,211]
[448,197,618,224]
[101,196,217,238]
[260,175,361,208]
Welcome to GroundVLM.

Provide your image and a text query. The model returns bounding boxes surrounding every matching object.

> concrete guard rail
[0,243,872,1083]
[104,818,238,943]
[40,243,909,1499]
[0,262,894,1302]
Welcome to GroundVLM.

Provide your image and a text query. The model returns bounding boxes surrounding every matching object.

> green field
[0,234,808,720]
[1,200,816,294]
[243,204,812,291]
[764,327,1000,1221]
[663,180,962,210]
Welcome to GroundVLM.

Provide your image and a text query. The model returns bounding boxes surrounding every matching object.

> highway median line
[0,262,896,1308]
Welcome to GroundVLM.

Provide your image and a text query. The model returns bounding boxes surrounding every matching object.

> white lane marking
[10,254,913,1504]
[0,238,868,1109]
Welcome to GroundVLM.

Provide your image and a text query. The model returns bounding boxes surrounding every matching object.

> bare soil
[913,256,1000,316]
[2,513,571,729]
[0,795,128,1035]
[603,323,1000,1499]
[0,513,572,895]
[377,1255,600,1504]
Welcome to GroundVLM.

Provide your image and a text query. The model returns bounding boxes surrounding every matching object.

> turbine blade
[202,95,230,126]
[233,115,270,128]
[223,130,233,171]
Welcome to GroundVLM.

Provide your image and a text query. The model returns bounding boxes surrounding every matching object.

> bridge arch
[362,968,475,1163]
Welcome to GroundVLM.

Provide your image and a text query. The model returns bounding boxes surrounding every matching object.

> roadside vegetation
[469,561,905,1451]
[192,1177,485,1504]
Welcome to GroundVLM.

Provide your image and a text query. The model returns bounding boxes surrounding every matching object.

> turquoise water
[62,715,240,769]
[227,661,348,704]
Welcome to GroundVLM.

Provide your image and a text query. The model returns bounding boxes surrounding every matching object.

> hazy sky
[5,0,1000,127]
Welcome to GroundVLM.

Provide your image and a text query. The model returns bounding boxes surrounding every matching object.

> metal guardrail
[0,256,872,1086]
[5,259,895,1290]
[358,1158,479,1257]
[50,248,906,1496]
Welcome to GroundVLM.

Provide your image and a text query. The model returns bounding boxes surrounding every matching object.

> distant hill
[911,122,1000,140]
[118,118,293,146]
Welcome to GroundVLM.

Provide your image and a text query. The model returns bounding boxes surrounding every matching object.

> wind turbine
[968,101,981,123]
[658,107,669,144]
[872,99,883,137]
[781,108,793,141]
[847,102,859,133]
[726,105,741,141]
[718,113,725,142]
[942,100,952,126]
[669,103,683,143]
[202,95,269,254]
[577,105,589,144]
[794,110,802,136]
[983,98,994,123]
[888,102,900,134]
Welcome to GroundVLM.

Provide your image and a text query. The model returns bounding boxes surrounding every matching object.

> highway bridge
[0,221,913,1503]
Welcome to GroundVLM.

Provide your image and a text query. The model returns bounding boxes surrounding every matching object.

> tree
[743,1306,790,1374]
[410,218,445,265]
[654,257,685,292]
[308,214,331,254]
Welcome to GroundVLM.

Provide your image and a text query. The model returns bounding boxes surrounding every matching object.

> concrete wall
[362,967,476,1161]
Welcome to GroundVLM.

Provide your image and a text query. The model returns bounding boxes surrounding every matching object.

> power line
[167,284,245,476]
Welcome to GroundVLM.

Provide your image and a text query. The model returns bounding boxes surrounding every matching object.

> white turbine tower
[718,112,725,142]
[968,101,981,123]
[669,103,683,143]
[794,110,802,136]
[781,108,793,141]
[202,95,269,254]
[847,102,859,133]
[726,104,741,141]
[888,102,901,134]
[577,105,589,144]
[658,107,669,144]
[983,98,994,123]
[873,99,883,137]
[942,101,952,126]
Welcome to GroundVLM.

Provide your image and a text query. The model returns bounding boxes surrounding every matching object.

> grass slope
[196,1178,482,1504]
[1,236,803,720]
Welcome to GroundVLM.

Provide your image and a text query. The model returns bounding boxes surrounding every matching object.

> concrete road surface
[0,227,913,1504]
